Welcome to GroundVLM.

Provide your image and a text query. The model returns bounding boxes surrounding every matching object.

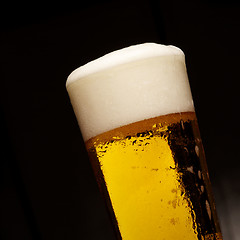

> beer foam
[66,43,183,86]
[66,43,195,141]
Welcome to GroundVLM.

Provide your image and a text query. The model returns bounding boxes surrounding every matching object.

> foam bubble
[66,43,195,141]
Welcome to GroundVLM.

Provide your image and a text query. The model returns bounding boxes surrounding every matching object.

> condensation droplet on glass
[187,166,194,174]
[180,119,185,131]
[206,200,211,220]
[198,170,202,179]
[195,145,200,157]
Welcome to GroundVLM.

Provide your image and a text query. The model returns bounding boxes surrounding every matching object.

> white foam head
[66,43,195,141]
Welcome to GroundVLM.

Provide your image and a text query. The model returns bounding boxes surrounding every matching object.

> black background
[1,0,239,239]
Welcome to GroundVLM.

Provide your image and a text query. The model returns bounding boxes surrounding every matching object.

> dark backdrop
[1,0,239,239]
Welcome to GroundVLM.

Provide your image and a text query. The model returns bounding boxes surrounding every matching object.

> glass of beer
[66,43,223,240]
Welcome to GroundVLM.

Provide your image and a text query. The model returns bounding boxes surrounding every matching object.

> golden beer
[66,43,223,240]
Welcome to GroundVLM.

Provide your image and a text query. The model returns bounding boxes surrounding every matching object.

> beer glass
[66,43,223,240]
